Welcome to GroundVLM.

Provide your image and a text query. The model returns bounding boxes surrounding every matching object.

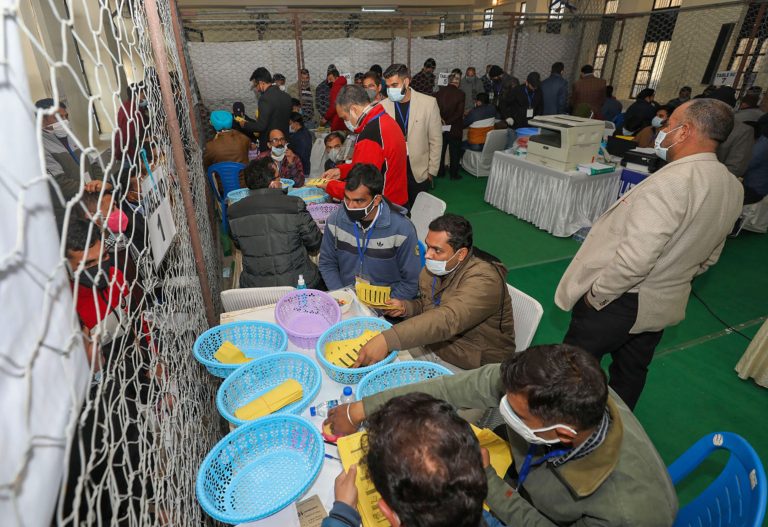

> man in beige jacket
[381,64,443,209]
[555,98,743,409]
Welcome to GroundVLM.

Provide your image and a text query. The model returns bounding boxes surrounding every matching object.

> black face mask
[78,253,115,291]
[344,198,378,224]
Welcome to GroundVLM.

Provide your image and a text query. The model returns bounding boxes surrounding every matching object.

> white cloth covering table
[484,151,622,237]
[221,290,414,526]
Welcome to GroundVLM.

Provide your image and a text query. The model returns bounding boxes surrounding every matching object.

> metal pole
[609,17,625,89]
[293,13,304,85]
[391,28,395,64]
[168,0,200,146]
[734,2,766,95]
[504,14,515,72]
[407,17,412,70]
[145,0,217,328]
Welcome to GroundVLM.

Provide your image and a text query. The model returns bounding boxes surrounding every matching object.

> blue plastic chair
[668,432,766,527]
[206,162,246,233]
[612,112,625,130]
[417,240,426,268]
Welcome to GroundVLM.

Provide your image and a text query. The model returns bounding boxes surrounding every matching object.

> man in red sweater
[321,85,408,206]
[322,68,348,131]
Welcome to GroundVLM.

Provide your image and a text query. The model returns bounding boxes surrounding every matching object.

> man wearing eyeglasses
[256,128,305,187]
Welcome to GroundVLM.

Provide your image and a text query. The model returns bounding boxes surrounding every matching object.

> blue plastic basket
[193,321,288,378]
[217,353,322,427]
[196,415,323,524]
[280,178,296,190]
[226,188,251,204]
[315,317,397,385]
[288,186,329,204]
[356,361,454,400]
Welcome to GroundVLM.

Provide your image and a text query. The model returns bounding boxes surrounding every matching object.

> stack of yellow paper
[324,329,381,367]
[337,431,390,527]
[234,379,304,420]
[304,178,329,188]
[355,282,391,307]
[471,424,513,511]
[214,341,252,364]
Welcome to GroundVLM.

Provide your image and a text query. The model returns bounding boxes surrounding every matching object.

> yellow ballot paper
[234,379,303,421]
[304,178,329,188]
[355,282,391,307]
[471,424,513,511]
[324,329,381,367]
[336,431,390,527]
[214,341,252,364]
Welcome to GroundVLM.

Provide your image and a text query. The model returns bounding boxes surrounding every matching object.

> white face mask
[344,119,357,133]
[425,249,462,276]
[499,396,577,445]
[651,116,665,128]
[654,125,682,161]
[271,145,286,161]
[50,119,70,138]
[278,85,286,92]
[327,147,341,162]
[387,86,407,102]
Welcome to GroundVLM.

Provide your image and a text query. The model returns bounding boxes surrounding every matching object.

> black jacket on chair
[228,188,323,288]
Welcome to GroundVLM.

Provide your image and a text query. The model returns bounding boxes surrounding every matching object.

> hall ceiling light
[361,7,398,12]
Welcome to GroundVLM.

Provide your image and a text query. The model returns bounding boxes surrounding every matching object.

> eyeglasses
[269,137,287,145]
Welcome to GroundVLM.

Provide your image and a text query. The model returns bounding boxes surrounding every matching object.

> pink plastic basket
[307,203,340,233]
[274,289,342,349]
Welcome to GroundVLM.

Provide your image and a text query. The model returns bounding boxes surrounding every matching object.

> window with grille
[519,2,526,25]
[594,44,609,78]
[547,1,566,34]
[726,4,768,91]
[630,8,679,97]
[653,0,681,10]
[439,16,446,39]
[592,1,617,79]
[605,0,619,15]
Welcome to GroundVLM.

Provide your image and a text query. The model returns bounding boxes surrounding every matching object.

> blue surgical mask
[654,125,682,161]
[387,86,406,103]
[651,116,664,128]
[425,250,461,276]
[271,145,287,158]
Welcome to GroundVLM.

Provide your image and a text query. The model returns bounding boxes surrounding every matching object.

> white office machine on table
[526,115,604,171]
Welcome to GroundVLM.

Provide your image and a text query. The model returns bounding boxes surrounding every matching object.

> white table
[221,292,413,524]
[484,151,622,237]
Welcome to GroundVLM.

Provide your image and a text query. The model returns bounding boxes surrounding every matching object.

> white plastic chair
[221,286,295,312]
[410,192,447,242]
[603,120,616,141]
[742,195,768,233]
[460,129,508,178]
[506,284,544,352]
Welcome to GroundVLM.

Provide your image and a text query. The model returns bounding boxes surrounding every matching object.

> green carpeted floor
[430,170,768,510]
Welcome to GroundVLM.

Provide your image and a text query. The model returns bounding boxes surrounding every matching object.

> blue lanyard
[352,214,379,274]
[516,444,571,489]
[431,277,442,306]
[524,87,534,108]
[395,102,410,135]
[60,139,80,165]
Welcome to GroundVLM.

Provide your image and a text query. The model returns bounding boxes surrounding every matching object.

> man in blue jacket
[541,62,568,115]
[319,163,420,300]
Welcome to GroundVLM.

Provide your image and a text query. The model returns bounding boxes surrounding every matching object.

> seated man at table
[256,128,305,187]
[228,157,323,289]
[319,163,420,299]
[322,393,488,527]
[323,131,346,171]
[325,344,679,527]
[463,92,498,152]
[353,214,515,371]
[203,110,251,170]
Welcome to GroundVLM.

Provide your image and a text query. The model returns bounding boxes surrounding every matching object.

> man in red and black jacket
[321,85,408,206]
[322,68,348,132]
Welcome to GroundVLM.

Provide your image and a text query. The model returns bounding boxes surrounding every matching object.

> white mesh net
[1,0,221,525]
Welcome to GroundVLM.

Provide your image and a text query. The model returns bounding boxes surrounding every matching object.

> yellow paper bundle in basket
[324,329,381,368]
[234,379,304,421]
[355,282,391,307]
[214,341,252,365]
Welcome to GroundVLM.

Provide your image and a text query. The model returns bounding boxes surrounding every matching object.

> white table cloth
[484,152,622,237]
[222,292,414,525]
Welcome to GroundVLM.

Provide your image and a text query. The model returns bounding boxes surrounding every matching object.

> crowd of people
[35,54,765,527]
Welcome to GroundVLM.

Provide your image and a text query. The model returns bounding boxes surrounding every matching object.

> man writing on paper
[325,344,678,527]
[322,393,488,527]
[353,214,515,371]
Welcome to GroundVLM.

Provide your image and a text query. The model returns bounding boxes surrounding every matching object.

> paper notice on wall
[341,72,353,84]
[336,431,390,527]
[438,72,450,86]
[714,70,737,87]
[141,164,177,269]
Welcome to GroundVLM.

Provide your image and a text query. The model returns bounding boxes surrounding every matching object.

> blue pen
[140,149,156,188]
[324,453,341,461]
